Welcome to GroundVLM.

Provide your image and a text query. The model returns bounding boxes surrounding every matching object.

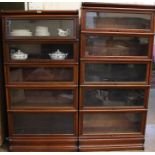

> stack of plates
[35,26,50,36]
[10,29,32,36]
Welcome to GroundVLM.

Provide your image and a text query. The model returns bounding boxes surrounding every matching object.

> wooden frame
[0,87,4,146]
[0,12,5,146]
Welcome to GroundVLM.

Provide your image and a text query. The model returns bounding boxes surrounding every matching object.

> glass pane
[85,35,149,56]
[7,19,74,38]
[10,89,74,107]
[83,113,142,134]
[85,63,146,82]
[13,113,74,134]
[86,12,151,30]
[9,43,74,61]
[83,88,145,107]
[10,67,73,82]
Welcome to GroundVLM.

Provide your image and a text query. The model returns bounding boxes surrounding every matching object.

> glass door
[84,10,152,32]
[81,112,144,135]
[6,18,76,39]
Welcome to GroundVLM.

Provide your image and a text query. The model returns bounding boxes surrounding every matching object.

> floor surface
[144,89,155,151]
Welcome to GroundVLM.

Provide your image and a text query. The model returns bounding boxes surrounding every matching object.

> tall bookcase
[79,2,155,151]
[2,10,79,151]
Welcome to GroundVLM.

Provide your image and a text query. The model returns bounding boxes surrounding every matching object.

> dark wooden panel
[79,145,144,151]
[9,136,78,152]
[79,137,144,151]
[10,146,77,152]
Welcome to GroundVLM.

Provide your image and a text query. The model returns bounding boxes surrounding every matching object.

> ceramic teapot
[48,49,68,60]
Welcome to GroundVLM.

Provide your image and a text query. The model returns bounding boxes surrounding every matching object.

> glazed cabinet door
[80,111,145,135]
[7,86,78,109]
[81,34,152,58]
[9,112,78,136]
[5,42,78,62]
[4,17,77,39]
[82,10,153,32]
[81,61,150,84]
[80,86,149,109]
[5,64,78,85]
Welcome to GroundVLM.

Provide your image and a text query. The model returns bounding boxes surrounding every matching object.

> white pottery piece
[48,49,68,60]
[11,50,28,60]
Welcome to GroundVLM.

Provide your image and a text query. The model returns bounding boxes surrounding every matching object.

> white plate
[35,32,50,36]
[10,32,32,36]
[11,29,31,33]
